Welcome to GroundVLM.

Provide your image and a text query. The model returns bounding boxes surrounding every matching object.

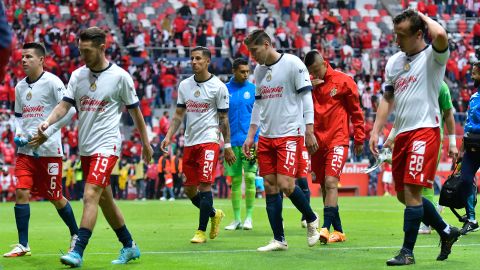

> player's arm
[370,91,395,156]
[39,100,73,134]
[300,89,318,154]
[344,80,365,155]
[219,111,236,165]
[161,107,186,152]
[243,101,260,157]
[443,108,458,160]
[14,91,28,147]
[418,12,448,52]
[129,106,153,164]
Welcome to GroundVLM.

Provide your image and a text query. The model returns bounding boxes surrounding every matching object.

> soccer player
[304,50,365,244]
[161,46,236,243]
[384,81,458,234]
[369,10,460,265]
[31,27,153,267]
[458,61,480,234]
[0,0,11,82]
[242,29,320,251]
[3,42,79,258]
[223,58,258,231]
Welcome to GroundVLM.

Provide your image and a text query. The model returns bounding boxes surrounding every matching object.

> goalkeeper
[224,58,259,231]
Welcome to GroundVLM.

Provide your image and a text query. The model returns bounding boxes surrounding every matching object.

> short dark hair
[473,61,480,69]
[191,46,211,59]
[23,42,46,57]
[244,29,271,46]
[393,9,426,36]
[79,27,106,46]
[232,58,249,70]
[304,50,322,67]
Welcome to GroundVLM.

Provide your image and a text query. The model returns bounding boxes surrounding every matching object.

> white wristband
[224,143,232,148]
[448,135,456,147]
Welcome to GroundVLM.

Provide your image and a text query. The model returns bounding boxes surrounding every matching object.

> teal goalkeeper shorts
[224,146,258,176]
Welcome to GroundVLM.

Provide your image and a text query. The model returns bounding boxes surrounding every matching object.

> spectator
[233,12,247,34]
[159,111,170,141]
[474,18,480,47]
[222,3,234,38]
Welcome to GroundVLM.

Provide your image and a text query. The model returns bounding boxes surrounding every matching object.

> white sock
[443,224,451,234]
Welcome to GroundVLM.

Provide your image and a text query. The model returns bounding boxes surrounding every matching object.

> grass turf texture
[0,197,478,270]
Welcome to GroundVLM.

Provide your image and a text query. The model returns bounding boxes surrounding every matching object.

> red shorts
[183,143,220,186]
[311,145,348,185]
[15,154,63,200]
[257,136,302,178]
[392,128,440,192]
[296,138,310,178]
[81,154,119,188]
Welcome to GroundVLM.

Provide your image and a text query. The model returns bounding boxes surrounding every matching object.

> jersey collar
[89,62,113,73]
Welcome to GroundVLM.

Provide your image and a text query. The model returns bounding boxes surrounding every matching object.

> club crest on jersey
[244,91,251,99]
[90,82,97,92]
[266,72,272,82]
[404,63,411,71]
[194,90,201,97]
[26,91,32,101]
[330,88,337,97]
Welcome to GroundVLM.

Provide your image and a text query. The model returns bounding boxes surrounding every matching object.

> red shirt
[474,23,480,37]
[140,98,152,117]
[311,64,365,146]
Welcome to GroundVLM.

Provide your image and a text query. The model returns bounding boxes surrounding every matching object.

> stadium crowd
[0,0,480,202]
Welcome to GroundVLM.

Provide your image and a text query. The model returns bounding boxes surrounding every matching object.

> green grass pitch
[0,197,478,270]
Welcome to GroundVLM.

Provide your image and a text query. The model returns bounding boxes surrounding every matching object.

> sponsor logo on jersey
[259,85,283,99]
[394,75,417,94]
[412,141,426,155]
[185,100,210,113]
[48,163,59,175]
[243,91,251,99]
[302,150,309,160]
[205,150,215,161]
[79,95,109,112]
[22,104,44,118]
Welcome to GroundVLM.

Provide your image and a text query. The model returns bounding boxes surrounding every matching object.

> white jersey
[177,74,229,146]
[64,63,139,156]
[254,53,312,138]
[15,71,66,157]
[385,45,449,135]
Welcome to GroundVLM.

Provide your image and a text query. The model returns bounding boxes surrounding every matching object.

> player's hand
[354,143,363,156]
[224,147,236,166]
[38,121,49,134]
[142,143,154,164]
[449,145,459,164]
[369,132,379,156]
[160,137,170,153]
[28,132,48,148]
[242,137,254,158]
[305,130,319,155]
[383,138,393,149]
[311,78,323,86]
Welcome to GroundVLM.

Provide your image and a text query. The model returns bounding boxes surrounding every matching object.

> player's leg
[224,146,243,230]
[98,185,140,264]
[5,155,34,257]
[460,150,480,234]
[419,187,434,234]
[50,197,79,250]
[256,137,287,251]
[242,149,257,230]
[243,171,256,229]
[295,177,310,227]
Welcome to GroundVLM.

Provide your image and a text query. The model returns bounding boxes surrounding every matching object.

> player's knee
[15,189,29,203]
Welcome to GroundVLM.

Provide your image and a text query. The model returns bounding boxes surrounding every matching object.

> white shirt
[385,45,449,134]
[15,71,66,157]
[254,53,312,138]
[177,74,229,147]
[64,63,139,156]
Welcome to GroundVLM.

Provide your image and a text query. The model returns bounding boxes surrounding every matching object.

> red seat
[362,16,372,23]
[350,9,360,17]
[165,6,175,15]
[379,9,388,16]
[441,13,451,21]
[457,20,467,33]
[356,21,367,30]
[364,4,374,10]
[373,16,382,23]
[137,13,146,20]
